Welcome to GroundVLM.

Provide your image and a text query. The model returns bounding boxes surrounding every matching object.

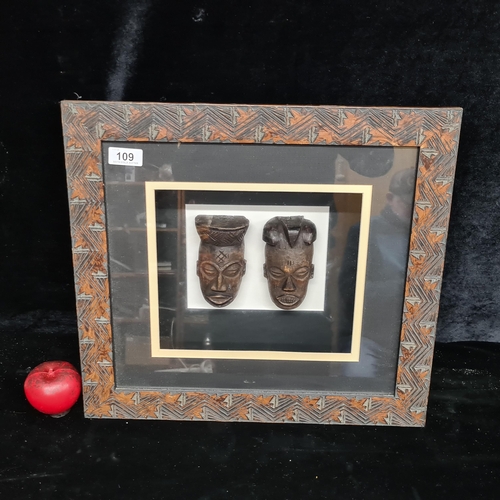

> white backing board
[185,204,330,311]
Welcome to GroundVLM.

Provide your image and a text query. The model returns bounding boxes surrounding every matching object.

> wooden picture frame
[61,101,462,426]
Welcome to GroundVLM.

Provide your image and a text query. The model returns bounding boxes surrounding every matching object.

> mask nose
[211,272,227,292]
[282,275,296,292]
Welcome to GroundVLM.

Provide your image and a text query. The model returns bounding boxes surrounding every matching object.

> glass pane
[103,142,418,394]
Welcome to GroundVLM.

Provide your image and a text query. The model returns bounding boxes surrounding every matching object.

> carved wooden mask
[195,215,249,308]
[262,216,316,310]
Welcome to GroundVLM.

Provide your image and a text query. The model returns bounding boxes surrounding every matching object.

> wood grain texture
[61,102,462,426]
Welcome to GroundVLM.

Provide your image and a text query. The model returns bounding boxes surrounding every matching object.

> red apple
[24,361,82,416]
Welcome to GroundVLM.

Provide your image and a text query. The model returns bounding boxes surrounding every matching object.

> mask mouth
[276,294,300,307]
[206,294,233,307]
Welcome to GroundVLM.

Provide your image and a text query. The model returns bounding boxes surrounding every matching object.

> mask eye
[223,263,241,277]
[200,262,218,277]
[293,267,310,279]
[269,267,285,279]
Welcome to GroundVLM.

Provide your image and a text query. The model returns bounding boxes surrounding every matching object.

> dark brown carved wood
[61,102,462,426]
[195,214,249,308]
[263,216,316,310]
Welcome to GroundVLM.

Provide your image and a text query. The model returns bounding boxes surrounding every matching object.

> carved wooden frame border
[61,101,462,426]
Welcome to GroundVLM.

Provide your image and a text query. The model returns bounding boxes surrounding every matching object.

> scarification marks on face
[216,250,228,264]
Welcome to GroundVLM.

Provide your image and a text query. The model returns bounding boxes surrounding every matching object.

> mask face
[195,215,249,308]
[262,216,316,310]
[197,243,246,307]
[264,245,314,309]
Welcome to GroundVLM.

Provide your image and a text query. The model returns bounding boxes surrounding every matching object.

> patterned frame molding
[61,101,462,426]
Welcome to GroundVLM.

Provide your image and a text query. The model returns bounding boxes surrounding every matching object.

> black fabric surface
[0,0,499,342]
[1,1,500,497]
[1,327,499,499]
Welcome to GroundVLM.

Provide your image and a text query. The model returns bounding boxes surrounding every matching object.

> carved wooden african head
[262,216,316,310]
[195,215,249,308]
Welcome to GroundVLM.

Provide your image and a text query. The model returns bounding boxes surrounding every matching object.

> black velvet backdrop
[1,0,499,341]
[1,2,500,498]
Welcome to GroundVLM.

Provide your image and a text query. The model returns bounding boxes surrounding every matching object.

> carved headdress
[262,216,317,249]
[195,215,249,247]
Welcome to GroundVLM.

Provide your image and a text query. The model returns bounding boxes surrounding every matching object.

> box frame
[61,101,462,426]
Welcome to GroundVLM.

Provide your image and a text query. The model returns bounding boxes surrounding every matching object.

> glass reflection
[337,168,415,378]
